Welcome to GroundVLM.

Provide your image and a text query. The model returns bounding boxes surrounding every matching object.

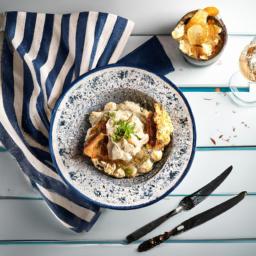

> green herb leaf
[108,112,116,119]
[124,167,134,177]
[112,119,135,142]
[105,111,116,120]
[135,134,141,140]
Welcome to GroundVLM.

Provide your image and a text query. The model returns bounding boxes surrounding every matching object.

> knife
[126,165,233,244]
[138,191,247,252]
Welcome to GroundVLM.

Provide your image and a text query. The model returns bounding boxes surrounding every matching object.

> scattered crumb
[217,134,234,142]
[241,121,250,128]
[232,127,236,132]
[203,98,213,101]
[210,138,216,145]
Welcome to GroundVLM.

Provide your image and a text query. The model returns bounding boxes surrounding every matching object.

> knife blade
[126,165,232,244]
[138,191,247,252]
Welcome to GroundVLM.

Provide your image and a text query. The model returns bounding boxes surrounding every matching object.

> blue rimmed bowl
[50,65,196,209]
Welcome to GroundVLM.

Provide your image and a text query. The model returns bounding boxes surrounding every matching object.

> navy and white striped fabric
[0,11,134,232]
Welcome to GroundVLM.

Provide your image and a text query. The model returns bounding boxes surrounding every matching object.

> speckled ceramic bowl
[50,65,196,209]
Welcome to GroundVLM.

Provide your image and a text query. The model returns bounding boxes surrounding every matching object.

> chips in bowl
[172,7,225,61]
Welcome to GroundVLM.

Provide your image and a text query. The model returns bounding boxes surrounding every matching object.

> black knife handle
[126,207,182,244]
[137,230,175,252]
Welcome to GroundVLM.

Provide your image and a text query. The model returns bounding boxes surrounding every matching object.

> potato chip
[201,43,213,56]
[187,24,208,45]
[179,39,192,55]
[199,54,208,60]
[207,24,221,46]
[171,23,185,39]
[204,7,219,16]
[190,45,201,58]
[186,10,208,29]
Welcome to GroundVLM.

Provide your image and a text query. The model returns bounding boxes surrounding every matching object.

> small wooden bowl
[174,10,228,67]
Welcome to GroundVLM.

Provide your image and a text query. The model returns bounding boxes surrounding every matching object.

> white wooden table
[0,1,256,255]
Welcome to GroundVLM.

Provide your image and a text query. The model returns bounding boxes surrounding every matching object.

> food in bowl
[83,101,173,178]
[172,7,225,60]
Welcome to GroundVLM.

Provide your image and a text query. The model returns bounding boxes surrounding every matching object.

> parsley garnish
[135,134,141,140]
[104,111,116,120]
[112,119,135,142]
[108,112,116,119]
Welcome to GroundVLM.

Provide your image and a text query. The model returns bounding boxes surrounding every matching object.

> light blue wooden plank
[0,241,255,256]
[186,92,256,147]
[0,152,36,197]
[0,195,254,241]
[1,238,256,245]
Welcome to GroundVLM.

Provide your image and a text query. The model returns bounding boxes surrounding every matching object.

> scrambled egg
[154,103,174,150]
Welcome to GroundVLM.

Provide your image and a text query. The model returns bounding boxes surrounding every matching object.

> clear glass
[229,36,256,107]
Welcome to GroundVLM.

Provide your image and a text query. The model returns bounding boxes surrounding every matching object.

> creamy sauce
[106,111,149,162]
[84,101,173,178]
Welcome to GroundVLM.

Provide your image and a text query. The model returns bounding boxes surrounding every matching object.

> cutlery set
[125,166,246,252]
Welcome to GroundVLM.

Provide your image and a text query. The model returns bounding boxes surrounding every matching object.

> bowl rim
[49,64,197,210]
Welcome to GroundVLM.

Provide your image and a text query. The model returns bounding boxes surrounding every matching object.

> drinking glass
[229,36,256,106]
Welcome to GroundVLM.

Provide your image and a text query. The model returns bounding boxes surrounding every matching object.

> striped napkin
[0,12,174,232]
[0,11,134,232]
